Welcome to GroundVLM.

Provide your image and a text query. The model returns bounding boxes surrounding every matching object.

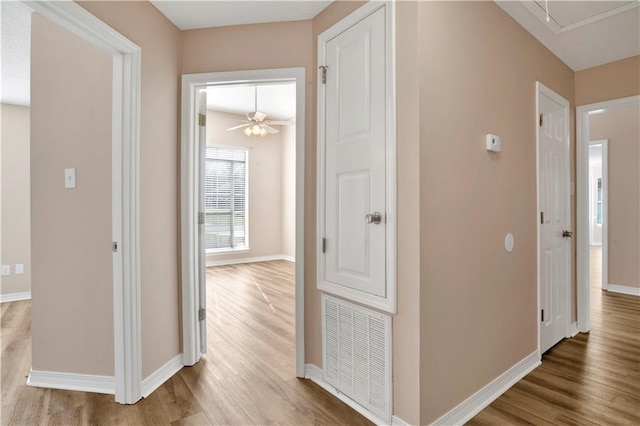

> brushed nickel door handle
[365,212,382,225]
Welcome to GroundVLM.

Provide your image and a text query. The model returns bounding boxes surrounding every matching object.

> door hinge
[540,211,544,224]
[319,66,328,84]
[541,309,544,322]
[112,242,118,252]
[539,113,544,127]
[322,237,327,253]
[199,308,206,321]
[198,113,206,127]
[198,212,205,225]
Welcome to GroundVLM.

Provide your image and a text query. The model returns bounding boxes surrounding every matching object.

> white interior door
[538,83,570,354]
[197,89,207,356]
[322,7,387,299]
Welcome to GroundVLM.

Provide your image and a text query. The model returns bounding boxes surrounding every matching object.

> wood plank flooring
[468,248,640,425]
[1,260,371,425]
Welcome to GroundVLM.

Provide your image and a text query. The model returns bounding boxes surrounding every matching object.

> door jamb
[22,0,142,404]
[535,81,571,357]
[587,139,608,291]
[180,68,306,377]
[576,95,640,333]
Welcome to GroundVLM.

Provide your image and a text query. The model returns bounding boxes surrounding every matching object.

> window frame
[204,145,250,255]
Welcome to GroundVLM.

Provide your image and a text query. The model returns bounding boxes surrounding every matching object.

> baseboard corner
[569,322,579,337]
[141,354,183,398]
[431,350,540,425]
[607,284,640,297]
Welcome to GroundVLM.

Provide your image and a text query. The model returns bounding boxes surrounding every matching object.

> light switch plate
[65,168,76,189]
[15,264,24,275]
[1,265,10,276]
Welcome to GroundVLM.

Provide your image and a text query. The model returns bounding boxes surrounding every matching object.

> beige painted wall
[205,110,293,262]
[417,2,575,423]
[75,1,182,379]
[281,125,296,259]
[590,106,640,289]
[31,14,114,375]
[1,104,31,296]
[575,56,640,106]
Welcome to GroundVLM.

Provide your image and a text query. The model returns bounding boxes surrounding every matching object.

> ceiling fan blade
[262,124,279,134]
[226,123,251,131]
[265,120,295,126]
[253,111,267,122]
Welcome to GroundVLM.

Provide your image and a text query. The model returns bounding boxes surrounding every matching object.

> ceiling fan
[226,86,294,137]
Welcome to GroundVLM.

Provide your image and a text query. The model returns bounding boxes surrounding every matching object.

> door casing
[576,95,640,333]
[180,68,306,377]
[587,139,608,290]
[536,81,571,356]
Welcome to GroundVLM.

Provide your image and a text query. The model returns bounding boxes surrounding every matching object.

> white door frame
[535,81,571,356]
[316,0,397,313]
[576,95,640,333]
[180,68,306,377]
[22,1,142,404]
[587,139,608,291]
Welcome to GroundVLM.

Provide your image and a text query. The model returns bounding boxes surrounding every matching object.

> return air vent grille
[322,294,392,422]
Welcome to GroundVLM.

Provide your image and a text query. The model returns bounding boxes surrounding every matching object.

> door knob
[562,230,573,238]
[365,212,382,225]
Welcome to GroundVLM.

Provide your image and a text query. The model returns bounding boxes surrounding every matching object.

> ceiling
[149,0,333,30]
[2,1,638,107]
[206,83,296,120]
[496,1,640,71]
[1,1,32,106]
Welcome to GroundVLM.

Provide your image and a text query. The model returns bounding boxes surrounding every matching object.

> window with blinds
[205,146,248,252]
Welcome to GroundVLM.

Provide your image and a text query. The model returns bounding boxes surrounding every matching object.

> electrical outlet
[1,265,10,276]
[15,264,24,275]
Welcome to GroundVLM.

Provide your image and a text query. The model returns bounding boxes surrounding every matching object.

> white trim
[305,364,387,426]
[316,0,397,314]
[27,370,115,395]
[206,254,294,267]
[431,351,541,426]
[391,416,410,426]
[0,291,31,303]
[181,68,306,378]
[607,284,640,297]
[141,354,183,398]
[21,0,142,404]
[535,81,571,356]
[588,139,608,291]
[569,322,579,337]
[576,95,640,333]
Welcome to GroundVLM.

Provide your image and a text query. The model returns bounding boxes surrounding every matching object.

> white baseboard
[569,322,579,337]
[141,354,183,398]
[607,284,640,296]
[431,351,541,425]
[206,254,295,267]
[27,369,114,395]
[281,255,295,262]
[305,364,406,426]
[0,291,31,303]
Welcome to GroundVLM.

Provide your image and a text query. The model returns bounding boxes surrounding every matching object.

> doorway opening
[577,95,640,333]
[180,68,305,378]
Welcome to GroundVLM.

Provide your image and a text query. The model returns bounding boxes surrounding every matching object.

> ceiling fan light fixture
[243,127,252,136]
[252,124,261,135]
[259,128,268,137]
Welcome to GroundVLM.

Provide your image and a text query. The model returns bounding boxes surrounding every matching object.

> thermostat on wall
[486,134,501,152]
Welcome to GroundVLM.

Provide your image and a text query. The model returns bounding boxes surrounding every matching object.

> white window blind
[205,146,248,252]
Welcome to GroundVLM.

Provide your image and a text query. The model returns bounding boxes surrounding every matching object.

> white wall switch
[486,134,501,152]
[64,168,76,189]
[15,264,24,275]
[1,265,10,276]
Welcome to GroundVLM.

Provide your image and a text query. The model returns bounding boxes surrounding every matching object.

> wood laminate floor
[469,246,640,425]
[1,260,372,425]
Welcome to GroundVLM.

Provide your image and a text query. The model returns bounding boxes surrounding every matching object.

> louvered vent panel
[322,295,392,423]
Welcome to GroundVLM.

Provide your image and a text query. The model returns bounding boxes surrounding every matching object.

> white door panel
[538,85,570,354]
[324,7,386,298]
